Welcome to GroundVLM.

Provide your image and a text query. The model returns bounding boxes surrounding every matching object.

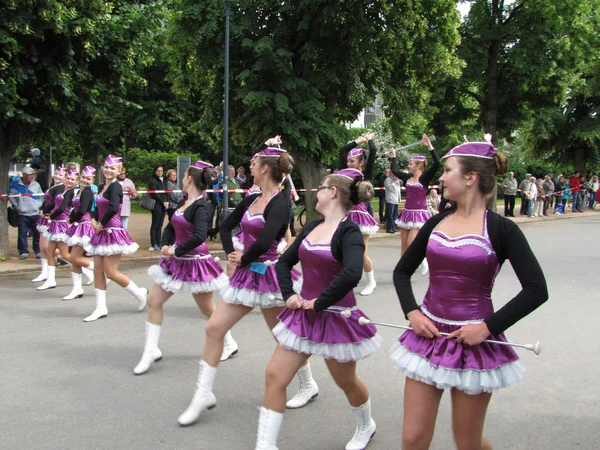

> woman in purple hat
[388,134,439,275]
[62,166,97,300]
[390,141,548,449]
[83,155,148,322]
[37,169,79,291]
[339,132,379,296]
[133,161,231,375]
[177,144,303,426]
[32,167,66,283]
[254,168,381,450]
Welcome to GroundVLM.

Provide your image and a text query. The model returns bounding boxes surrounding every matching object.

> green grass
[130,198,152,214]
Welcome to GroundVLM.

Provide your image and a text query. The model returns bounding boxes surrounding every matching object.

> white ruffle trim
[221,277,303,309]
[147,265,228,294]
[37,225,49,233]
[389,341,526,395]
[395,220,424,230]
[232,235,244,252]
[273,322,382,362]
[43,231,71,243]
[358,224,380,236]
[84,242,139,256]
[65,235,92,248]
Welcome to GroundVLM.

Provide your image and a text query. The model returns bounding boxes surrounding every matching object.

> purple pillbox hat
[333,168,364,181]
[410,155,427,162]
[442,142,497,160]
[104,154,123,166]
[67,169,80,178]
[190,160,214,169]
[81,166,96,177]
[255,147,288,158]
[347,148,364,160]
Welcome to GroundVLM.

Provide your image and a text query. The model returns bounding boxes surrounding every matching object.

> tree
[0,1,165,257]
[169,0,461,215]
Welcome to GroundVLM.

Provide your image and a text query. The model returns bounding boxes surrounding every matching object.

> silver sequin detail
[421,305,483,326]
[430,233,493,256]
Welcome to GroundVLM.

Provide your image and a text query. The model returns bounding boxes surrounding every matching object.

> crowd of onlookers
[7,147,600,258]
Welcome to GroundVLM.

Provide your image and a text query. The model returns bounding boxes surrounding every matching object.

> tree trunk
[484,27,501,212]
[0,127,13,259]
[295,157,326,223]
[573,147,587,176]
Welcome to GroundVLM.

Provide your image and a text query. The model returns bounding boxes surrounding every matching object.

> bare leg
[192,291,217,318]
[103,254,129,287]
[261,306,285,330]
[363,235,373,272]
[203,301,252,367]
[263,345,310,412]
[402,378,444,450]
[147,283,174,325]
[69,245,91,273]
[451,389,493,450]
[93,255,106,289]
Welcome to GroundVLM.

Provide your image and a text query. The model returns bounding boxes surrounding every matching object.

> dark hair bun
[494,152,508,176]
[278,153,294,175]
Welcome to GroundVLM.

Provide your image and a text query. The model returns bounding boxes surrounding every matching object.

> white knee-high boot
[81,261,94,286]
[32,258,48,282]
[124,280,148,312]
[133,322,163,375]
[286,361,319,409]
[255,407,284,450]
[360,271,376,296]
[83,289,108,322]
[177,360,217,426]
[37,266,56,290]
[63,272,84,300]
[345,398,376,450]
[220,331,239,361]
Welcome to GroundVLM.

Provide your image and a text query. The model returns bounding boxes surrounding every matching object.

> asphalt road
[1,215,598,450]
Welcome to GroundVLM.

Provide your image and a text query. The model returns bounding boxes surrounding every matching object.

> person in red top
[570,171,583,212]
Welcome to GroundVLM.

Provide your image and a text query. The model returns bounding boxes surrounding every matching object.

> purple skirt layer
[43,221,71,243]
[273,308,382,362]
[390,316,525,394]
[396,209,430,229]
[221,266,303,309]
[84,228,139,256]
[65,222,95,247]
[347,210,379,236]
[148,257,228,294]
[37,216,49,233]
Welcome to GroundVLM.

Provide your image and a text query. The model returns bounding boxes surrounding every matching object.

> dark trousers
[520,197,529,215]
[18,214,40,255]
[366,202,374,217]
[386,202,398,232]
[150,204,166,247]
[543,196,551,215]
[378,194,386,222]
[504,195,515,217]
[289,199,296,236]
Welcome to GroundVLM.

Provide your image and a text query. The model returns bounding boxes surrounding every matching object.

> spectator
[117,167,136,229]
[542,175,554,216]
[65,161,78,172]
[533,178,544,217]
[570,171,582,212]
[426,188,441,217]
[554,174,564,212]
[226,165,243,207]
[384,168,401,233]
[166,169,184,221]
[236,167,248,189]
[588,175,599,209]
[518,173,532,215]
[561,181,570,214]
[148,165,168,251]
[29,148,48,191]
[502,171,517,217]
[375,170,387,224]
[526,176,537,217]
[9,167,44,259]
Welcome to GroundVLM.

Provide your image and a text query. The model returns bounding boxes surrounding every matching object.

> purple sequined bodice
[72,196,91,222]
[172,211,209,256]
[423,215,499,321]
[404,182,427,209]
[96,195,123,228]
[298,239,355,308]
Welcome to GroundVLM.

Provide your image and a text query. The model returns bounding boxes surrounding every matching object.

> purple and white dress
[396,182,430,229]
[43,193,71,243]
[273,237,382,362]
[347,203,379,236]
[148,211,227,294]
[390,212,525,394]
[84,195,138,256]
[36,190,54,233]
[220,197,302,309]
[65,196,95,248]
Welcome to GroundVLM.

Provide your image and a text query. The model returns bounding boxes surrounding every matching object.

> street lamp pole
[222,0,230,218]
